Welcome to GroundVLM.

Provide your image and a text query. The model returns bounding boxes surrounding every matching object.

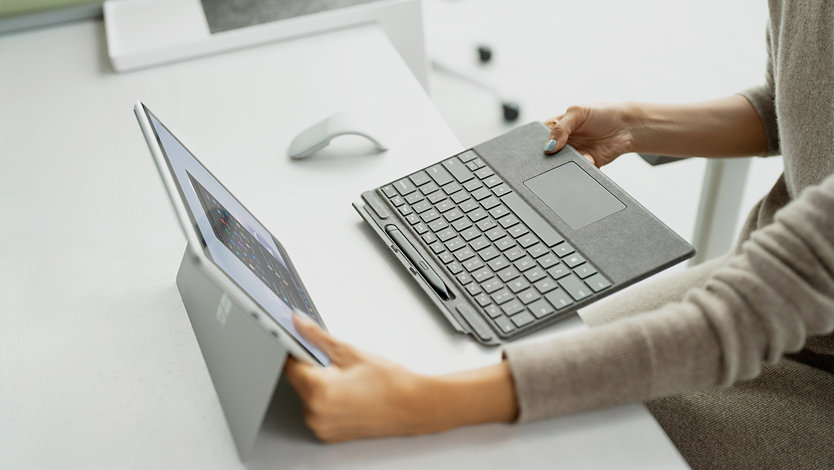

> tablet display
[144,107,330,366]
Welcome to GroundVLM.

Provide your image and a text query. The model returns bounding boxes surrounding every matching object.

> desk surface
[0,20,688,469]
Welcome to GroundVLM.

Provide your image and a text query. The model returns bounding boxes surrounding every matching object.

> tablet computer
[135,101,330,366]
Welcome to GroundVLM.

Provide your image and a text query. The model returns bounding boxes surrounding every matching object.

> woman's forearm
[419,361,518,431]
[623,95,769,158]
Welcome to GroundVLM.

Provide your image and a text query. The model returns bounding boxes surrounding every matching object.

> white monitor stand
[175,246,290,460]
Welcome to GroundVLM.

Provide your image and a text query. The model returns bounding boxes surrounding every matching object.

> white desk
[0,20,688,469]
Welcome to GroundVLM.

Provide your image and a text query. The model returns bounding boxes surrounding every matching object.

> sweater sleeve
[503,172,834,422]
[740,26,780,156]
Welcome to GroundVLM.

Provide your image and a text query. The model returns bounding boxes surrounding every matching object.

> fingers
[293,314,355,365]
[544,106,588,155]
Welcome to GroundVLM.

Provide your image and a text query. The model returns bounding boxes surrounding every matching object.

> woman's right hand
[544,103,637,168]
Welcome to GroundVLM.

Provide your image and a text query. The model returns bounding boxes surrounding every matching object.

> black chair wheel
[477,45,493,64]
[502,102,520,122]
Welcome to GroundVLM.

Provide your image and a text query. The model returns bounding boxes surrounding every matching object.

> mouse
[287,110,389,159]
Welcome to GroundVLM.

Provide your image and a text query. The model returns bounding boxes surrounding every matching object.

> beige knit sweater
[504,0,834,421]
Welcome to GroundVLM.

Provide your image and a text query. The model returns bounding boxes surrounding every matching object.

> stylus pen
[385,225,452,300]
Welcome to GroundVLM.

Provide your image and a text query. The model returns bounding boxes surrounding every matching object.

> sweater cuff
[739,86,779,157]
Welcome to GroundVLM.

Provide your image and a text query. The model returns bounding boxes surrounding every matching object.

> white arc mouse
[287,110,389,159]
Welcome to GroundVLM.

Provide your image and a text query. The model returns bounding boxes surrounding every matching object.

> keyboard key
[452,218,472,231]
[398,205,413,216]
[538,253,560,269]
[427,164,453,186]
[405,192,424,205]
[460,227,481,241]
[514,256,536,272]
[438,252,454,264]
[487,256,511,271]
[465,161,482,171]
[484,305,502,318]
[485,227,506,242]
[414,222,428,234]
[430,242,445,255]
[470,236,490,251]
[501,299,526,316]
[451,191,471,204]
[481,196,500,210]
[574,263,597,279]
[469,157,486,169]
[391,196,405,207]
[436,200,455,213]
[474,293,492,307]
[458,150,478,163]
[472,267,493,283]
[545,288,574,309]
[524,267,547,283]
[518,235,538,248]
[406,214,420,225]
[477,218,497,231]
[489,205,510,219]
[457,272,473,285]
[412,200,431,213]
[472,187,491,200]
[502,192,565,247]
[508,225,529,238]
[454,247,476,262]
[422,232,437,244]
[420,182,440,195]
[498,215,519,229]
[421,209,440,223]
[468,209,488,223]
[547,264,570,279]
[518,288,542,305]
[443,158,474,183]
[529,299,555,318]
[447,262,463,274]
[478,247,500,262]
[564,253,585,268]
[459,200,479,213]
[505,247,526,261]
[463,179,482,192]
[585,273,612,292]
[507,278,529,293]
[466,283,482,296]
[482,278,503,293]
[437,228,456,242]
[463,258,484,272]
[394,178,417,196]
[428,219,449,232]
[382,185,397,198]
[558,274,592,301]
[494,316,515,334]
[554,242,575,257]
[475,166,494,179]
[428,191,447,204]
[510,310,534,327]
[492,184,512,197]
[498,267,520,282]
[495,237,516,251]
[527,243,548,258]
[534,277,558,294]
[410,171,431,186]
[444,237,465,251]
[484,175,502,188]
[491,288,513,305]
[443,182,462,195]
[444,209,464,222]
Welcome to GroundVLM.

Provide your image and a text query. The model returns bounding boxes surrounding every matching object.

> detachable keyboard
[355,122,693,344]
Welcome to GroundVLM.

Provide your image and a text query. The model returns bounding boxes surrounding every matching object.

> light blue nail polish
[544,139,557,152]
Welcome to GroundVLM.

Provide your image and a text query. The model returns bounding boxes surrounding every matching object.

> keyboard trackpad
[524,162,625,230]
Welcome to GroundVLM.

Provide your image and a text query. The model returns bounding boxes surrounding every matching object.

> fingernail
[544,139,557,152]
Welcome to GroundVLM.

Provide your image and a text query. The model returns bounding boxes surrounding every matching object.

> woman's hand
[544,103,637,167]
[283,316,438,442]
[284,315,519,443]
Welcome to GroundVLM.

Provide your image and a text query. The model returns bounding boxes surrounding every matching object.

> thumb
[292,314,354,364]
[544,106,587,155]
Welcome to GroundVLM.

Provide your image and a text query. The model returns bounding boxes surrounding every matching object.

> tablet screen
[144,107,330,366]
